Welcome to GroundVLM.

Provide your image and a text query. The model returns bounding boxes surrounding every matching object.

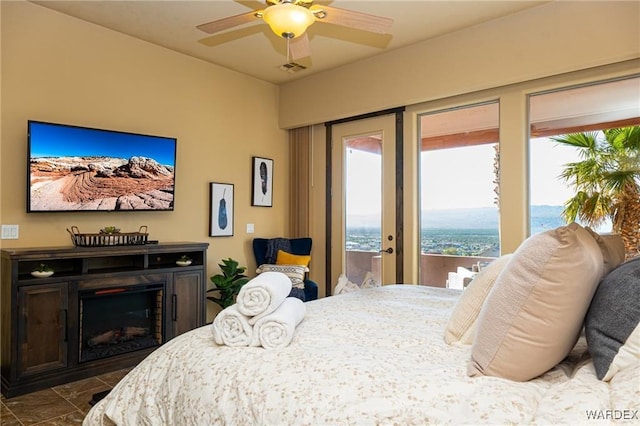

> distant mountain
[529,205,566,233]
[419,205,568,232]
[348,205,568,231]
[421,207,498,229]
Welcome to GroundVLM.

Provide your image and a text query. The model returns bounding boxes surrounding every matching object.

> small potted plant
[31,263,54,278]
[176,255,192,267]
[207,258,249,309]
[99,226,120,245]
[99,226,120,234]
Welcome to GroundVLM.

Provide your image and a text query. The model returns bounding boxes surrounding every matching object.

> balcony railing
[345,250,496,288]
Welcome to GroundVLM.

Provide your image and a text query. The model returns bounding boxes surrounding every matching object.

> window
[418,102,500,287]
[528,77,640,236]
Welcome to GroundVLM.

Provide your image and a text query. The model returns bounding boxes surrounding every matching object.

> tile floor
[0,368,130,425]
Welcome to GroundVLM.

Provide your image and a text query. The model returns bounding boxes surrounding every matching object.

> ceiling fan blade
[196,11,260,34]
[289,33,311,61]
[312,5,393,34]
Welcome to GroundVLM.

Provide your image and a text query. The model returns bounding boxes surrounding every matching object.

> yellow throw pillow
[276,250,311,267]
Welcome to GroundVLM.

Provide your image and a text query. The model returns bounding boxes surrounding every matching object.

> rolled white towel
[211,304,253,347]
[236,272,292,324]
[250,297,306,349]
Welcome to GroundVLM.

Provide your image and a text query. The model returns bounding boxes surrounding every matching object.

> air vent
[279,62,307,73]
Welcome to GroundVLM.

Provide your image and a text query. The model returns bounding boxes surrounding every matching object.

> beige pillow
[468,223,604,381]
[585,228,626,276]
[444,254,513,345]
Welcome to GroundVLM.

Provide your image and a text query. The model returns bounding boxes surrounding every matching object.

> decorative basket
[67,226,149,247]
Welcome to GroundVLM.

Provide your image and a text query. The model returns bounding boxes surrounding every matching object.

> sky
[423,139,584,209]
[29,121,177,166]
[421,144,496,210]
[529,138,585,205]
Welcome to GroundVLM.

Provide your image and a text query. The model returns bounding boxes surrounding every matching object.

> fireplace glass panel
[79,284,164,362]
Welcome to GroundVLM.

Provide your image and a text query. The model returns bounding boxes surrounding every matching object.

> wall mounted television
[27,120,177,212]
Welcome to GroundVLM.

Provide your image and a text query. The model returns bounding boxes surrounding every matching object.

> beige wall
[0,1,289,318]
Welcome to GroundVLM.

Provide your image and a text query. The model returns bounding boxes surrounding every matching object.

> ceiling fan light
[263,3,314,39]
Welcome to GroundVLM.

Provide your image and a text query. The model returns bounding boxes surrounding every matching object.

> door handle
[379,247,393,254]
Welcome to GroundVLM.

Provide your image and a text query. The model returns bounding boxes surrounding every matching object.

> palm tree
[551,126,640,259]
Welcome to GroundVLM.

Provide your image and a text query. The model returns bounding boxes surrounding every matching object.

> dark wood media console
[1,242,209,398]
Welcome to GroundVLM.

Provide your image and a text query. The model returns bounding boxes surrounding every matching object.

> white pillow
[360,272,380,289]
[334,274,360,294]
[334,272,380,294]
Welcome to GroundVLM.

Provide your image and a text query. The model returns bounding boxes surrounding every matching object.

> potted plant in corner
[207,258,250,309]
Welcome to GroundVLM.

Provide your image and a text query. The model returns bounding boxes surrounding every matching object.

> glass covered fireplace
[79,283,165,363]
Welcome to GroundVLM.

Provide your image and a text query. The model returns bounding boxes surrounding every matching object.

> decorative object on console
[27,120,177,212]
[209,182,234,237]
[176,255,192,266]
[100,226,120,234]
[207,258,250,309]
[30,263,54,278]
[251,156,273,207]
[68,225,148,247]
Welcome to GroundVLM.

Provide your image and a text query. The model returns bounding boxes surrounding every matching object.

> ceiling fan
[196,0,393,61]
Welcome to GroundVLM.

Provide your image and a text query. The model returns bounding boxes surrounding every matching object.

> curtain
[289,126,312,237]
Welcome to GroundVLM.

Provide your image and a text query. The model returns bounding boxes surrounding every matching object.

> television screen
[27,120,177,212]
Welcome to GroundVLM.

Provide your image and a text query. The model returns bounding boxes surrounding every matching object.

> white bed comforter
[84,285,639,425]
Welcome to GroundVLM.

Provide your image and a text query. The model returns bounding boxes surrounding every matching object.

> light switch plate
[1,225,19,239]
[246,223,254,234]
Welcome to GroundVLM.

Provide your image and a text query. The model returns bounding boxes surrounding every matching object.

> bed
[84,225,639,425]
[83,286,637,425]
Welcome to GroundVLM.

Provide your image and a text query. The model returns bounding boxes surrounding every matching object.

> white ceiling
[31,0,548,85]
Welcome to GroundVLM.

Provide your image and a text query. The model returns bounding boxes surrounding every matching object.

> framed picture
[251,156,273,207]
[209,182,234,237]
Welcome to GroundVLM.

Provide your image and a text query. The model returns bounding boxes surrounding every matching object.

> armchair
[252,237,318,301]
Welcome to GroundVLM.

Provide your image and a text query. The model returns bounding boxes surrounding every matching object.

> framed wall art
[251,156,273,207]
[209,182,234,237]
